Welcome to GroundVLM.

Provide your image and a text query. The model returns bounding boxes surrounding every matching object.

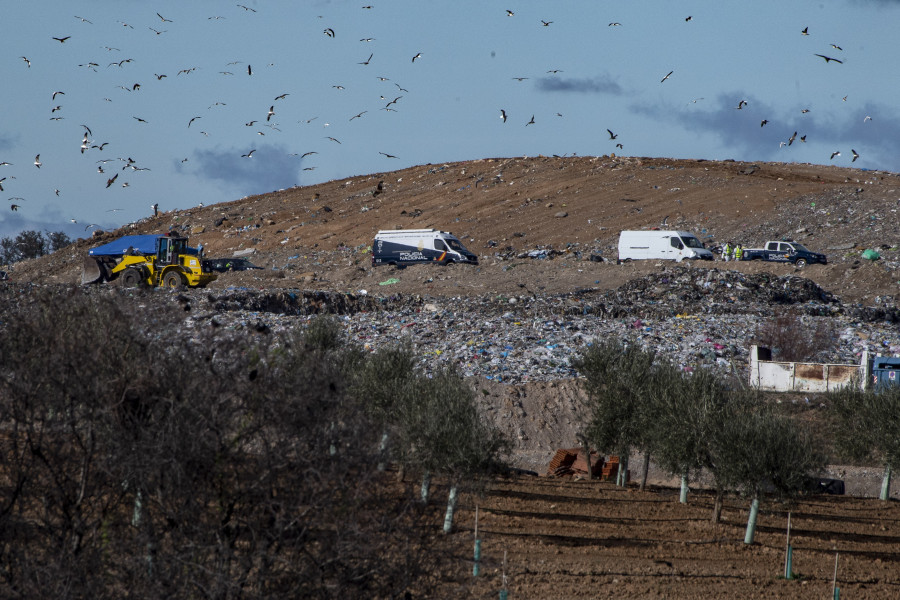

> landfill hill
[10,154,900,306]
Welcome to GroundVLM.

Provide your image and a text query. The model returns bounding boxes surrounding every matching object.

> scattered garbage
[862,249,881,261]
[378,278,400,286]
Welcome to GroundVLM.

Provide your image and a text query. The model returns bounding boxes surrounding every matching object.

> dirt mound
[8,155,900,306]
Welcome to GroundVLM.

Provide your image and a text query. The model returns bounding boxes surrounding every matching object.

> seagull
[801,108,810,113]
[10,204,20,211]
[106,173,118,187]
[266,105,275,121]
[526,115,535,126]
[350,110,367,121]
[247,64,252,75]
[500,109,507,122]
[324,27,335,37]
[735,99,748,110]
[506,9,514,16]
[188,116,201,127]
[608,22,622,27]
[395,83,409,92]
[75,16,93,24]
[607,129,617,140]
[788,131,797,145]
[830,151,841,160]
[237,4,256,11]
[512,77,529,81]
[685,16,693,22]
[851,149,859,162]
[274,93,289,101]
[155,73,167,80]
[801,27,809,35]
[300,151,318,158]
[411,52,422,62]
[760,119,768,127]
[52,36,71,43]
[156,12,173,22]
[34,154,41,168]
[325,136,341,144]
[149,27,166,35]
[0,178,5,191]
[379,152,398,158]
[241,149,256,158]
[245,120,257,127]
[358,53,373,65]
[864,115,872,122]
[814,54,843,64]
[52,91,65,100]
[660,70,673,83]
[133,116,148,123]
[20,56,31,67]
[616,143,624,149]
[541,20,552,26]
[800,135,806,143]
[830,43,843,51]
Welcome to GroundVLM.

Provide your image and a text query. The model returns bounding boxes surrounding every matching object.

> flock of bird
[2,6,878,229]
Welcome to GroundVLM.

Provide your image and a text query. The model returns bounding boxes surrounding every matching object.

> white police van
[618,230,714,263]
[372,229,478,266]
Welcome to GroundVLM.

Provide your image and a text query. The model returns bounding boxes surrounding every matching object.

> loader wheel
[121,268,143,288]
[163,271,185,289]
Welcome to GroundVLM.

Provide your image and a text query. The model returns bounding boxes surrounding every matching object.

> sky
[2,0,899,241]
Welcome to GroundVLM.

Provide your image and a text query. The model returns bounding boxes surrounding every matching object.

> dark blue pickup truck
[741,241,827,267]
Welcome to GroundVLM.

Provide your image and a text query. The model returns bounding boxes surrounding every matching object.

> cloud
[187,144,301,194]
[0,133,15,152]
[631,94,900,172]
[536,74,623,95]
[0,205,109,241]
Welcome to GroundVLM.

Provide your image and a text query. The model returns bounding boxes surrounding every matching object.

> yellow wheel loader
[82,234,217,289]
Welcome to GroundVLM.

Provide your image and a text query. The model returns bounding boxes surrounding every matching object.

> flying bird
[500,109,507,122]
[52,91,65,100]
[411,52,422,62]
[864,115,872,122]
[506,9,514,16]
[608,22,621,27]
[814,54,843,64]
[105,173,118,187]
[379,152,398,158]
[324,27,335,37]
[325,136,341,144]
[526,115,535,126]
[788,131,797,146]
[52,36,71,43]
[350,110,367,121]
[801,27,809,35]
[607,129,617,140]
[247,64,252,75]
[10,204,19,211]
[660,70,673,83]
[735,99,748,110]
[300,151,318,158]
[830,151,841,160]
[156,12,173,22]
[241,149,256,157]
[20,56,31,67]
[851,149,859,162]
[237,4,256,12]
[34,154,41,168]
[800,135,806,143]
[541,20,552,26]
[358,53,373,65]
[760,119,768,127]
[266,105,275,121]
[188,116,201,127]
[75,16,93,24]
[830,43,843,51]
[685,16,692,21]
[274,93,289,101]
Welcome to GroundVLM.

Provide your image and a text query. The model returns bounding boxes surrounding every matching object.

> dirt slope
[12,155,900,305]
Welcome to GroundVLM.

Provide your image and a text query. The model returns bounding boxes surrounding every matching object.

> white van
[372,229,478,266]
[618,230,714,263]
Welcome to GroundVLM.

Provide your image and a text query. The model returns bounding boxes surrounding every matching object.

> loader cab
[156,236,186,266]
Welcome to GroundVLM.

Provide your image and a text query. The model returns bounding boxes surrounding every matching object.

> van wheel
[795,258,807,268]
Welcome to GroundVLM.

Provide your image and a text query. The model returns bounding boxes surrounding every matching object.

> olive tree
[573,337,657,487]
[828,380,900,501]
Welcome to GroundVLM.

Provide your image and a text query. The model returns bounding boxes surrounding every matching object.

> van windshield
[446,238,469,253]
[681,236,704,249]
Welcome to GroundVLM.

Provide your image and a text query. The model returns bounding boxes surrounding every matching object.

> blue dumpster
[872,356,900,389]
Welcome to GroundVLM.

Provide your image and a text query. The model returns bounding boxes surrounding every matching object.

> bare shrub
[752,311,838,362]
